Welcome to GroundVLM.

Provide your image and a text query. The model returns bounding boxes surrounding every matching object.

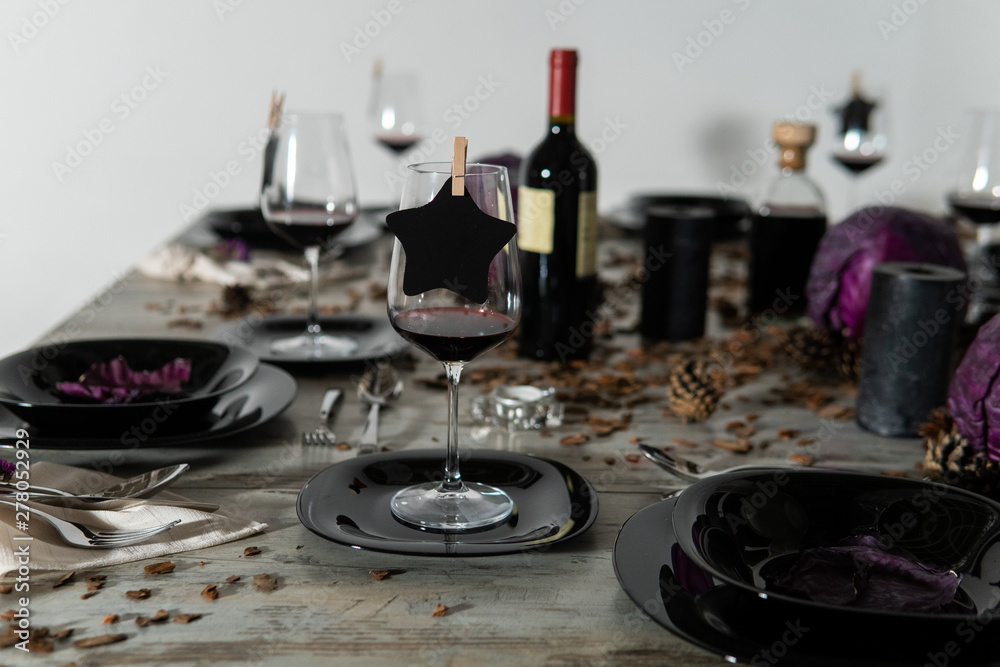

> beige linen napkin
[0,462,266,577]
[136,243,368,290]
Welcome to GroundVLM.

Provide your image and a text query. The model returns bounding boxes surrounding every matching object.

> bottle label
[576,191,598,277]
[517,186,555,254]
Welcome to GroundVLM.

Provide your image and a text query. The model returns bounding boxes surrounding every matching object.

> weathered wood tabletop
[6,229,923,666]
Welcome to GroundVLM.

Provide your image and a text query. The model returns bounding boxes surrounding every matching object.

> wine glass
[371,70,423,155]
[947,109,1000,321]
[830,74,887,212]
[260,112,359,358]
[387,163,521,531]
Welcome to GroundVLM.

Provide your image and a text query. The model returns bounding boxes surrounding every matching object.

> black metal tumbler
[856,262,967,437]
[640,204,714,341]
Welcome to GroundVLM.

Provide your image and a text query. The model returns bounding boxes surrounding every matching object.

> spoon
[356,364,403,455]
[0,463,191,501]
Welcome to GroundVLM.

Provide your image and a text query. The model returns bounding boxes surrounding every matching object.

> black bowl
[615,497,1000,666]
[671,469,1000,623]
[0,339,258,435]
[610,193,750,239]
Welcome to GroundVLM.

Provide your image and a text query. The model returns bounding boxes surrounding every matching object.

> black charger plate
[297,449,598,555]
[609,193,750,239]
[204,207,386,250]
[0,363,295,450]
[614,497,1000,666]
[213,315,407,365]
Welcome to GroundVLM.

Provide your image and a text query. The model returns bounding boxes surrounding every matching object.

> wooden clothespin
[452,136,468,196]
[268,91,286,130]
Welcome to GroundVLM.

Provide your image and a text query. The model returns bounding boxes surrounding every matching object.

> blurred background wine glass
[369,63,424,202]
[260,112,360,358]
[830,73,888,212]
[947,109,1000,322]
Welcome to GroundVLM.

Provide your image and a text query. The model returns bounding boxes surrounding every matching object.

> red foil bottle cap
[549,49,578,120]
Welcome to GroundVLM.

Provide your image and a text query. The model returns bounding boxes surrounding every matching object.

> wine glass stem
[442,361,465,492]
[847,177,859,213]
[304,246,322,336]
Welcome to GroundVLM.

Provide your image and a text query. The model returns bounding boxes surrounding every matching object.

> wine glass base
[269,333,359,359]
[389,481,514,531]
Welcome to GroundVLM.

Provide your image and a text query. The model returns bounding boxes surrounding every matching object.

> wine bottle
[748,122,827,316]
[517,49,599,361]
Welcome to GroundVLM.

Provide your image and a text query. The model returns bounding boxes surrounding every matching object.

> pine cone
[779,326,840,374]
[921,408,1000,497]
[667,360,723,423]
[838,337,863,383]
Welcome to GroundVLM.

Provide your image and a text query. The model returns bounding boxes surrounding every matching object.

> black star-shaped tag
[386,177,516,304]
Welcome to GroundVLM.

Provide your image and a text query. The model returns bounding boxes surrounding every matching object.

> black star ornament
[386,177,516,304]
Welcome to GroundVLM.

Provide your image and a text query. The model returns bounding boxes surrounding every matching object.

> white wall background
[1,0,996,355]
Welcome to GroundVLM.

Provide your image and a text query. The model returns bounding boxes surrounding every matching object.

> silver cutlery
[302,388,342,446]
[638,445,708,483]
[356,364,403,456]
[0,498,180,549]
[639,444,888,483]
[0,463,190,501]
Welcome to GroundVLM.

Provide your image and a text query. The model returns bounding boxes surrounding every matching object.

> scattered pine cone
[779,326,840,375]
[921,408,1000,497]
[667,360,724,423]
[838,336,863,382]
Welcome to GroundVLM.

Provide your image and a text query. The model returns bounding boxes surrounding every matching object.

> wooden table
[10,231,922,666]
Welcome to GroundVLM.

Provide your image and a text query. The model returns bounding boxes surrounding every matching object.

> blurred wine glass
[947,109,1000,322]
[371,70,423,154]
[260,112,359,358]
[830,73,887,212]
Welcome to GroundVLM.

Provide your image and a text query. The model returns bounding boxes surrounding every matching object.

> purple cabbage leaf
[948,312,1000,459]
[55,357,191,405]
[769,535,961,612]
[806,207,966,339]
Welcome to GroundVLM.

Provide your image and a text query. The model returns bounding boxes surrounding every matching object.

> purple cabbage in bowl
[56,357,192,405]
[806,207,966,338]
[948,312,1000,460]
[769,535,961,612]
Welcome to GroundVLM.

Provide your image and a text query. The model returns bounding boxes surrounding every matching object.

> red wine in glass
[832,153,884,175]
[376,133,422,155]
[391,308,516,363]
[266,204,355,249]
[947,192,1000,225]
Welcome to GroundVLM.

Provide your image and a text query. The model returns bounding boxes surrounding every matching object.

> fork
[0,498,181,549]
[302,388,342,446]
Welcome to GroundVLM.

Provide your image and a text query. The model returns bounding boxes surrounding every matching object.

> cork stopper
[773,122,816,171]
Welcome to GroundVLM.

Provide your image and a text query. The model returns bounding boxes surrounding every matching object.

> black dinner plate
[0,363,295,450]
[297,449,598,556]
[613,496,1000,666]
[212,314,408,366]
[0,339,259,435]
[671,469,1000,623]
[204,207,387,250]
[608,193,750,239]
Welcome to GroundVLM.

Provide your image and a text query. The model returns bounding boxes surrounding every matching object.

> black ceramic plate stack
[0,338,296,449]
[614,469,1000,665]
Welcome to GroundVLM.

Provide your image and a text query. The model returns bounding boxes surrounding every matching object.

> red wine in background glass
[266,205,356,249]
[391,308,516,363]
[947,192,1000,224]
[376,133,422,154]
[832,153,884,174]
